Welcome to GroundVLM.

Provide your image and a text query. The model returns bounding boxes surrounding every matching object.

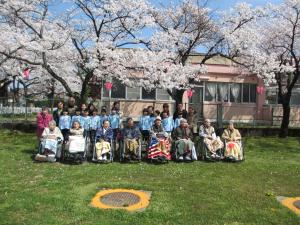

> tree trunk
[79,71,93,104]
[279,103,290,138]
[173,89,185,105]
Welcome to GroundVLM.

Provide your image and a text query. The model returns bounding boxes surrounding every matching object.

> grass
[0,129,299,225]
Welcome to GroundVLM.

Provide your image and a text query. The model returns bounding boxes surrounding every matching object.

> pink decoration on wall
[23,68,30,80]
[104,82,113,90]
[256,86,264,95]
[187,89,193,98]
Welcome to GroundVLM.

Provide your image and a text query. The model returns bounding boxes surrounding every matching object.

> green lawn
[0,130,299,225]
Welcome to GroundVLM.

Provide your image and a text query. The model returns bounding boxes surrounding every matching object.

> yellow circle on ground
[91,189,150,212]
[281,197,300,216]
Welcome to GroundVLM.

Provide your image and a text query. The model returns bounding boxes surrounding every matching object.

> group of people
[35,97,243,163]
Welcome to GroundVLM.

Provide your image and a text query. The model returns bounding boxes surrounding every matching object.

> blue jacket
[139,115,151,131]
[149,116,156,126]
[59,115,71,130]
[96,127,113,142]
[122,126,141,140]
[109,114,120,129]
[81,116,91,130]
[99,115,108,128]
[162,117,174,132]
[90,115,100,130]
[174,118,182,129]
[71,115,83,127]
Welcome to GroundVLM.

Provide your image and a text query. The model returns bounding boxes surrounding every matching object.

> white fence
[0,106,41,114]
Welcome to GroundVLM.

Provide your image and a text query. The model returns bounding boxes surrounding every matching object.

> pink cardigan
[36,112,53,139]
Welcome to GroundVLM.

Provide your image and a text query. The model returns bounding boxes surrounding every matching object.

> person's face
[188,107,194,114]
[75,111,81,116]
[81,104,87,110]
[68,98,75,106]
[229,124,234,130]
[63,111,68,116]
[111,110,116,115]
[177,104,183,110]
[143,111,148,116]
[83,111,89,117]
[204,120,210,127]
[93,111,97,116]
[49,123,56,131]
[114,103,120,110]
[58,102,64,109]
[148,107,153,114]
[101,111,106,116]
[42,109,48,115]
[128,120,134,127]
[103,121,110,129]
[73,122,80,129]
[163,105,168,111]
[155,120,161,126]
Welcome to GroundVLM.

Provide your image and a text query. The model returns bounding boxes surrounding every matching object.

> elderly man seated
[172,118,197,161]
[121,117,141,160]
[199,119,224,160]
[148,116,171,162]
[222,121,242,161]
[35,120,63,162]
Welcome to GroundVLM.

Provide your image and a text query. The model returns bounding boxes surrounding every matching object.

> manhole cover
[293,200,300,209]
[91,189,151,211]
[277,196,300,216]
[100,192,141,207]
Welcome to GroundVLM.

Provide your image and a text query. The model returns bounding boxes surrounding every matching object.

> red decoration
[23,68,30,80]
[187,89,193,98]
[228,142,235,149]
[256,86,264,95]
[104,82,113,91]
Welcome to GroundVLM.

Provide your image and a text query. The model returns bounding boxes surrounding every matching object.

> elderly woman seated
[95,120,113,161]
[148,116,171,162]
[172,119,197,161]
[222,121,242,161]
[121,118,141,160]
[199,119,224,160]
[35,120,63,162]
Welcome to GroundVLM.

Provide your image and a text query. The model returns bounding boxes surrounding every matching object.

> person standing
[52,101,64,125]
[67,97,77,116]
[173,103,187,120]
[36,107,53,140]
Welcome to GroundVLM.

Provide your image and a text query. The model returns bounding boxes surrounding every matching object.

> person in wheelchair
[222,121,242,161]
[95,120,113,161]
[121,117,141,161]
[35,120,63,162]
[148,116,171,162]
[199,119,224,160]
[172,119,197,161]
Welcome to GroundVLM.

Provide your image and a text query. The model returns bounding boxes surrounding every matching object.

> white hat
[155,116,162,121]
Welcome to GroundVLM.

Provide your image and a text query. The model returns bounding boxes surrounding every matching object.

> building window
[157,88,171,100]
[205,82,257,103]
[189,87,203,103]
[111,79,126,99]
[230,83,242,103]
[242,83,256,103]
[127,87,140,99]
[217,83,229,102]
[142,88,155,100]
[205,82,216,101]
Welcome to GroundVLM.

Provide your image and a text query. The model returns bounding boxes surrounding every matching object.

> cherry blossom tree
[221,0,300,137]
